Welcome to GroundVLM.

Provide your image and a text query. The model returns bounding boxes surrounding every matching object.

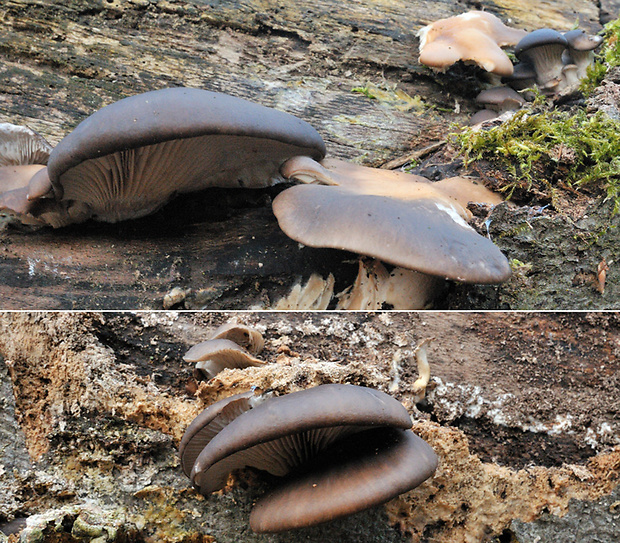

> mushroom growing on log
[417,11,527,76]
[274,157,511,284]
[184,338,267,380]
[180,384,438,532]
[16,87,326,227]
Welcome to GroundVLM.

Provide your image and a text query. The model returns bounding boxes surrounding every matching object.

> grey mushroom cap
[562,30,603,79]
[179,391,256,477]
[563,29,603,51]
[249,427,438,533]
[514,29,568,58]
[272,184,512,284]
[45,87,326,223]
[515,29,568,89]
[190,384,414,496]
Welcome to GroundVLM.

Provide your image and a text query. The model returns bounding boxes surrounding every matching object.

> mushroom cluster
[184,322,266,380]
[179,384,438,532]
[274,157,511,285]
[418,12,604,123]
[0,87,512,305]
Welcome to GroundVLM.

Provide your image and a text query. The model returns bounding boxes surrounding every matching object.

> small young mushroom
[475,86,526,113]
[469,109,501,126]
[514,29,569,94]
[562,29,603,80]
[25,87,326,226]
[184,338,266,380]
[208,322,264,355]
[417,11,527,76]
[182,384,437,532]
[274,157,511,284]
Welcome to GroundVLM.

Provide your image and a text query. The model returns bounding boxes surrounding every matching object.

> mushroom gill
[24,87,326,226]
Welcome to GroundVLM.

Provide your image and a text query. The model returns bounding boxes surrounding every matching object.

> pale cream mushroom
[209,322,264,355]
[184,338,266,380]
[417,11,526,76]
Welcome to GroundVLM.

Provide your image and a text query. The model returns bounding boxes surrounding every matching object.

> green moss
[454,106,620,212]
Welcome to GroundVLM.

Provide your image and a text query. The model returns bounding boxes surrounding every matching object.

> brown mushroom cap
[417,11,526,76]
[209,322,264,354]
[184,338,266,380]
[179,391,256,477]
[273,158,511,283]
[475,86,526,112]
[190,384,414,495]
[249,427,437,532]
[44,87,326,223]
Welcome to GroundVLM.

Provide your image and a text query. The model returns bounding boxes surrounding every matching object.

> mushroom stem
[412,337,434,399]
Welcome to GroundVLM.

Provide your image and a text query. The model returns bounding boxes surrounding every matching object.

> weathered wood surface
[1,312,619,541]
[0,0,616,309]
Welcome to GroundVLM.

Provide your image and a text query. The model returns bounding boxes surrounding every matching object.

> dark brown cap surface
[190,384,413,495]
[249,427,438,532]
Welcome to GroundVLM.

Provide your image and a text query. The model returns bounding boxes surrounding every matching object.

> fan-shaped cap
[562,29,603,52]
[209,322,264,354]
[417,11,526,76]
[184,338,266,380]
[249,427,438,532]
[44,87,326,223]
[515,28,568,58]
[179,391,256,477]
[190,384,414,495]
[274,158,511,284]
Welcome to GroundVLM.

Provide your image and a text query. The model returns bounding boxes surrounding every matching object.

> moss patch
[454,106,620,212]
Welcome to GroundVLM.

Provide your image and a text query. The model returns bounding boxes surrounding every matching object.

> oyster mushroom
[184,338,266,380]
[562,29,603,80]
[181,384,438,532]
[417,11,526,76]
[208,322,264,355]
[0,123,52,167]
[274,157,511,284]
[515,29,568,94]
[23,87,326,227]
[475,86,526,113]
